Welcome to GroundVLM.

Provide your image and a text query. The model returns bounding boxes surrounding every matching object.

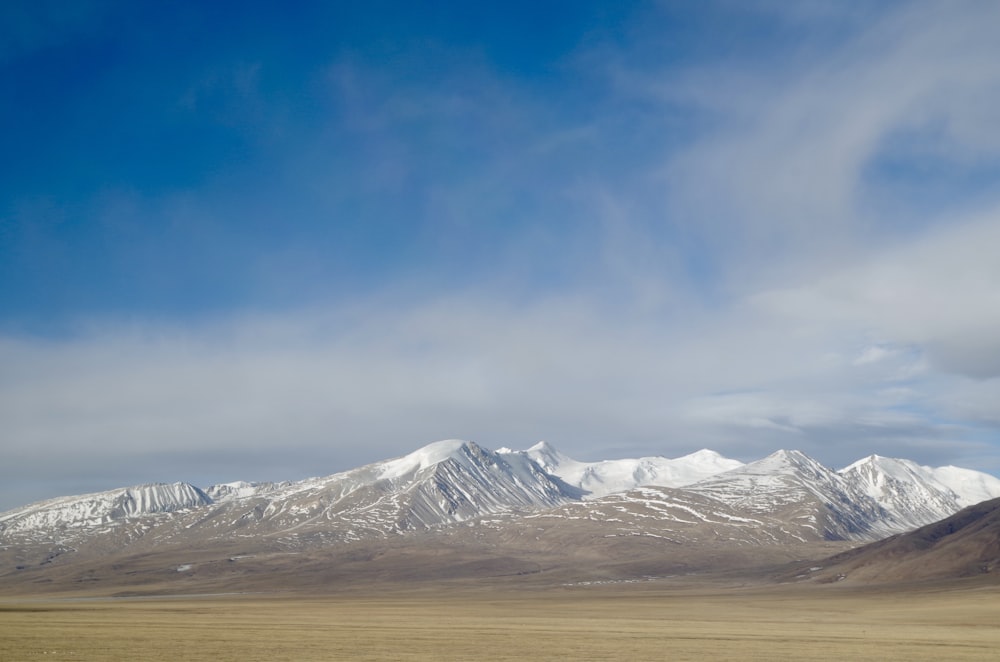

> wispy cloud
[640,1,1000,282]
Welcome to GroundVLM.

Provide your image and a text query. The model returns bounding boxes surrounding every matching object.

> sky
[3,0,1000,511]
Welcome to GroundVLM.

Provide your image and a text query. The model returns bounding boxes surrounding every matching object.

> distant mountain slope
[840,455,1000,527]
[4,439,1000,585]
[925,465,1000,507]
[792,497,1000,584]
[205,481,287,502]
[840,455,968,530]
[0,440,581,556]
[242,439,581,541]
[482,485,837,547]
[506,442,743,498]
[0,482,212,537]
[684,450,896,541]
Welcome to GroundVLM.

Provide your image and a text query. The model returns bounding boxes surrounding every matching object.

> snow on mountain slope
[506,485,827,546]
[0,482,212,535]
[839,455,1000,528]
[378,439,471,479]
[5,441,1000,560]
[686,450,894,541]
[924,465,1000,507]
[506,442,743,499]
[176,440,584,546]
[205,481,287,502]
[839,455,964,530]
[0,440,581,551]
[356,439,581,529]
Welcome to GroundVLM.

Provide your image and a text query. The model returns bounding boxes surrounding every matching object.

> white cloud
[853,345,894,367]
[754,211,1000,379]
[2,275,990,511]
[651,1,1000,288]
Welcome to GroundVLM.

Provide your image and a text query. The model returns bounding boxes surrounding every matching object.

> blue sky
[4,1,1000,510]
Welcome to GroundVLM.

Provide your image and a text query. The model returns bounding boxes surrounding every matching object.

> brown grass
[2,583,999,661]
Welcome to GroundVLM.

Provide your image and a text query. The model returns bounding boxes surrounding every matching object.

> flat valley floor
[2,581,999,661]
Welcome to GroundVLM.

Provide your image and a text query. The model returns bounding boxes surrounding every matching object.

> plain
[2,581,999,661]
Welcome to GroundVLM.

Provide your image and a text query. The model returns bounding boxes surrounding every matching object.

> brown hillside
[791,497,1000,584]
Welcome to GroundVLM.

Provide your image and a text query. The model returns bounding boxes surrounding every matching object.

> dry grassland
[1,583,999,661]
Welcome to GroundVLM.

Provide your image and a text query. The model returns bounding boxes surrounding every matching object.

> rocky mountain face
[3,440,1000,591]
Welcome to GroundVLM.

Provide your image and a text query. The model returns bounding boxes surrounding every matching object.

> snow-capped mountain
[684,450,896,541]
[186,439,578,546]
[929,464,1000,507]
[840,455,964,530]
[271,438,580,537]
[505,441,744,499]
[839,454,1000,530]
[0,440,581,554]
[0,482,211,536]
[4,440,1000,568]
[840,455,1000,512]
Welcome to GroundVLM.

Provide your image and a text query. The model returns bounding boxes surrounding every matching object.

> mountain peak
[682,448,723,459]
[770,449,805,460]
[523,440,574,472]
[676,448,742,466]
[377,439,478,480]
[748,449,824,473]
[843,454,887,469]
[841,454,914,477]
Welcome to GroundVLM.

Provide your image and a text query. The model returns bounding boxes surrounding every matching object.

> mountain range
[3,439,1000,593]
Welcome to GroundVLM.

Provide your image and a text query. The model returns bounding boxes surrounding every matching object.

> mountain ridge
[4,439,1000,593]
[0,482,212,535]
[506,442,745,499]
[4,441,1000,540]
